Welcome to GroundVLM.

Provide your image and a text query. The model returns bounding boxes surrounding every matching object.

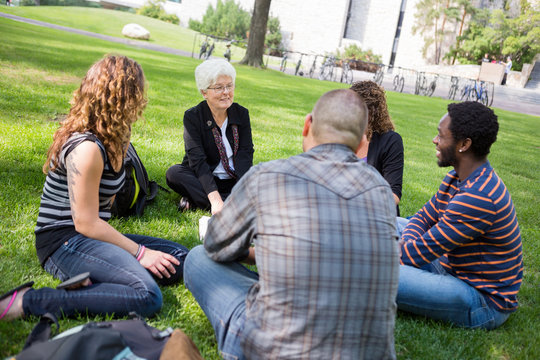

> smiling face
[433,113,458,168]
[201,75,234,113]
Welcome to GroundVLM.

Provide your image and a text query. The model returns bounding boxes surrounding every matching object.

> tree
[189,0,251,40]
[445,1,539,70]
[412,0,473,64]
[240,0,272,67]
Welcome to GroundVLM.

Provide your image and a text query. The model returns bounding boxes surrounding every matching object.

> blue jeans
[396,217,510,329]
[23,233,188,318]
[184,245,258,360]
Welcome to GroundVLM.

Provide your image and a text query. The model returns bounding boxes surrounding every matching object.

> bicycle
[340,60,354,84]
[373,64,385,86]
[392,67,405,93]
[205,41,215,60]
[414,71,426,95]
[448,76,460,100]
[295,53,305,76]
[199,37,209,59]
[308,55,319,78]
[415,72,437,96]
[461,80,489,106]
[280,52,288,72]
[425,74,438,97]
[318,55,337,82]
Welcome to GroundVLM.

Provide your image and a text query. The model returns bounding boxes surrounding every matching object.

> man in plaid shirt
[184,89,399,359]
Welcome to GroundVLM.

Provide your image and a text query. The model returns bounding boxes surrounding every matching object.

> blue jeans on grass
[184,245,258,360]
[396,217,510,329]
[23,233,188,318]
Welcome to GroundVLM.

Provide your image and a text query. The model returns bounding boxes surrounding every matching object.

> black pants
[166,164,236,210]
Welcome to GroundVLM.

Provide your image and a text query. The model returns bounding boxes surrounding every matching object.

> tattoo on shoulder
[66,149,82,219]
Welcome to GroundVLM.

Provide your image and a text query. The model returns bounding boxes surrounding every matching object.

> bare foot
[0,287,30,321]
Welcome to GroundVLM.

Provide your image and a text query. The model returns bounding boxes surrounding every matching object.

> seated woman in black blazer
[350,80,404,215]
[166,59,254,214]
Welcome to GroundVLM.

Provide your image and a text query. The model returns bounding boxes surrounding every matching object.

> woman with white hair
[166,59,254,214]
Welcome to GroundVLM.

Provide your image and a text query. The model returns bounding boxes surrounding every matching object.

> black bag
[112,143,159,217]
[15,313,173,360]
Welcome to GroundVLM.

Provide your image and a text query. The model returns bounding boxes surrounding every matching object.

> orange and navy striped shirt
[401,162,523,313]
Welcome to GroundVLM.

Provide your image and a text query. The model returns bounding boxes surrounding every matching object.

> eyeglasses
[207,84,235,93]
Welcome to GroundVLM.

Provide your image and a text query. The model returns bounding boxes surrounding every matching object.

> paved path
[2,12,539,117]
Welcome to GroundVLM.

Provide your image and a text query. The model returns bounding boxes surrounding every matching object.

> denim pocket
[44,256,68,282]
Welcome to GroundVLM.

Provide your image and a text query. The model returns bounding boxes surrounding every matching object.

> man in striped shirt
[397,101,523,329]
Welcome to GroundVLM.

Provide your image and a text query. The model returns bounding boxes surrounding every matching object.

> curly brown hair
[350,80,394,141]
[44,55,147,173]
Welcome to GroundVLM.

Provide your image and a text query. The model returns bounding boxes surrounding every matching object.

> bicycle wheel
[374,70,383,85]
[280,58,287,72]
[398,77,404,92]
[487,82,494,106]
[309,64,315,78]
[318,65,328,81]
[480,91,489,106]
[448,85,457,100]
[344,68,353,84]
[460,86,469,101]
[393,75,399,91]
[426,82,436,97]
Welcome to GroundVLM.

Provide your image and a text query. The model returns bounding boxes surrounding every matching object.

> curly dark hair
[44,55,147,173]
[350,80,394,141]
[447,101,498,158]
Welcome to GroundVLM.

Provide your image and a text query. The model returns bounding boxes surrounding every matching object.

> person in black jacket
[166,59,254,214]
[350,80,404,215]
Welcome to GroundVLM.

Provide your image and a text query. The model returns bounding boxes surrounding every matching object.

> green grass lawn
[1,9,539,360]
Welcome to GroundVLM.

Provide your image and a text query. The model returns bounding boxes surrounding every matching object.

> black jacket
[181,101,254,195]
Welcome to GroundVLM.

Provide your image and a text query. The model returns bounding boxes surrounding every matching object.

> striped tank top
[35,132,125,264]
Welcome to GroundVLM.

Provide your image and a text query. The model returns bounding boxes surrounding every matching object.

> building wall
[393,0,427,68]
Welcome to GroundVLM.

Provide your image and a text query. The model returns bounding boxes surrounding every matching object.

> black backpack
[111,143,159,217]
[13,313,203,360]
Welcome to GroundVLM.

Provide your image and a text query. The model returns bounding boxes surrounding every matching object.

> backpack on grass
[13,313,203,360]
[111,143,160,217]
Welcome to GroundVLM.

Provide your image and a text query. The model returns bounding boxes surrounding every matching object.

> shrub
[137,0,179,25]
[337,44,382,64]
[265,16,283,56]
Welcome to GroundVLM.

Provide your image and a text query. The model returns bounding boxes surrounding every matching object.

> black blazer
[181,101,254,195]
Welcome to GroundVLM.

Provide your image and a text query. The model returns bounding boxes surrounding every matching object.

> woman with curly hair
[350,80,404,214]
[0,55,188,321]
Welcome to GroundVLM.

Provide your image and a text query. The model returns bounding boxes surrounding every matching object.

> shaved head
[310,89,368,150]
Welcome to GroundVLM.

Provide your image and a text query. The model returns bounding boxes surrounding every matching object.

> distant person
[397,101,523,330]
[184,89,399,359]
[350,80,404,215]
[166,59,254,214]
[482,53,490,63]
[501,56,512,85]
[0,55,188,321]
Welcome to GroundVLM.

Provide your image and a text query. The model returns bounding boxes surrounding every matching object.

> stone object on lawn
[122,24,150,40]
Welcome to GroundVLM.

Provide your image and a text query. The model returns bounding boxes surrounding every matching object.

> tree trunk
[240,0,272,67]
[451,8,467,65]
[436,0,450,64]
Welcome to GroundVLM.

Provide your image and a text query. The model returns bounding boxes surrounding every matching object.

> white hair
[195,59,236,91]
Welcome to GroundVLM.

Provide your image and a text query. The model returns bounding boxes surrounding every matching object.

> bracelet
[136,245,146,261]
[134,244,142,259]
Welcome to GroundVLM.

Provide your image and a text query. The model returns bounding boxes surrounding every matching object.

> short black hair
[447,101,498,158]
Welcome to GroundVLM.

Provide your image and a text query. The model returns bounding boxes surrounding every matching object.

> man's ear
[459,138,472,153]
[302,114,312,137]
[354,133,368,156]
